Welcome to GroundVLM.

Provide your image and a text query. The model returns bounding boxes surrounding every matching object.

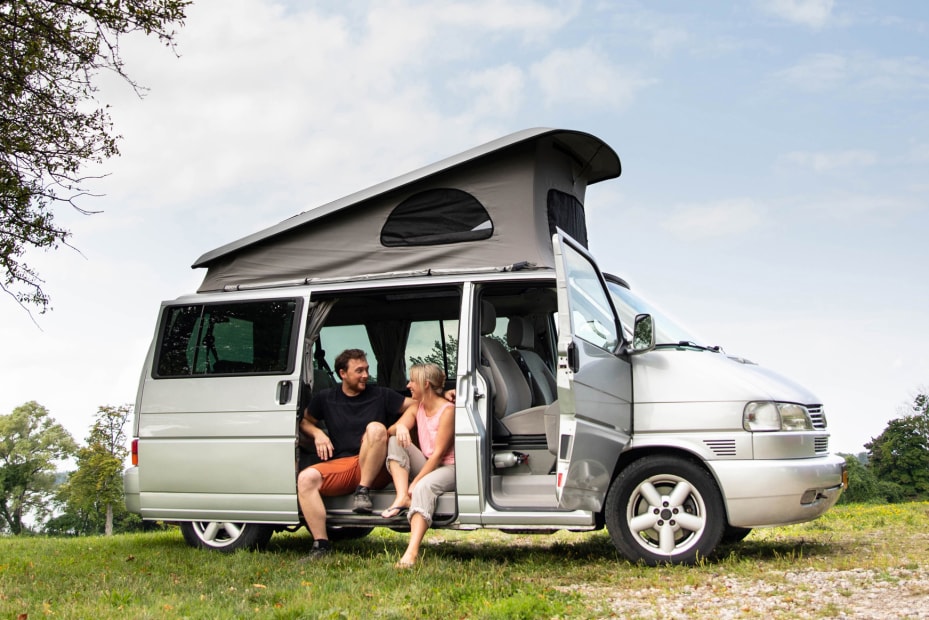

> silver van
[124,128,846,565]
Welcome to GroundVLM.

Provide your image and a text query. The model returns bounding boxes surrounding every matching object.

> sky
[1,0,927,457]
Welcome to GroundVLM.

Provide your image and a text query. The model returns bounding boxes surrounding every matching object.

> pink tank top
[416,402,455,465]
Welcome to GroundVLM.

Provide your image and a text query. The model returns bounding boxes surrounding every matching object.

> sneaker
[352,486,373,513]
[301,541,332,561]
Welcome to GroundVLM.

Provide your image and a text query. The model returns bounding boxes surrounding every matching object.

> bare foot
[381,505,408,519]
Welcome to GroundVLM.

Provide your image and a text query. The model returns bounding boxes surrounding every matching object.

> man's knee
[365,421,388,443]
[298,467,322,493]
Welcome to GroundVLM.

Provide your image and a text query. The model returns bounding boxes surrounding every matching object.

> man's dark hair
[334,349,367,375]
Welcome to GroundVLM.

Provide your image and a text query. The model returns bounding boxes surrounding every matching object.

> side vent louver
[814,437,829,454]
[704,439,737,457]
[808,405,827,429]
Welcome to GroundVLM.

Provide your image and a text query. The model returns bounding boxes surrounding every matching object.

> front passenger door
[552,231,633,511]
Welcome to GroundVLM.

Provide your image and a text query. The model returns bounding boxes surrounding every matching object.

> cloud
[530,46,656,109]
[908,143,929,164]
[756,0,835,29]
[661,199,768,240]
[780,149,878,172]
[453,64,526,118]
[649,27,691,58]
[88,0,590,243]
[771,52,929,98]
[771,53,848,91]
[798,192,923,224]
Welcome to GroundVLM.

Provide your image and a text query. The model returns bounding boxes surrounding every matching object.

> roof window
[381,188,493,247]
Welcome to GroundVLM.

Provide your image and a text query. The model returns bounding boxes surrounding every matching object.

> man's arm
[399,388,455,413]
[300,410,334,461]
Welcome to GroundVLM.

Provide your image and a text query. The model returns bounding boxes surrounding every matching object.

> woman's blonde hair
[409,363,446,397]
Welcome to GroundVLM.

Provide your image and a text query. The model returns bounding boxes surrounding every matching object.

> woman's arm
[388,403,418,448]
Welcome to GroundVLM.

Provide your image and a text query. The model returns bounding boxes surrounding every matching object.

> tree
[1,0,189,311]
[50,404,135,535]
[0,401,77,533]
[410,335,459,377]
[836,452,904,504]
[865,392,929,501]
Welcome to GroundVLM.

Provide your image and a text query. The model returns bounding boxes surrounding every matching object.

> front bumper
[709,454,846,528]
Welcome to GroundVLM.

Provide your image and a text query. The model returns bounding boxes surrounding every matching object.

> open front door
[553,231,633,511]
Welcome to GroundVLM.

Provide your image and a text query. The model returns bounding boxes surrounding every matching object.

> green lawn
[2,502,927,619]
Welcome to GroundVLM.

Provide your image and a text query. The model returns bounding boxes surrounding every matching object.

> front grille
[814,436,829,454]
[808,405,827,429]
[704,439,737,456]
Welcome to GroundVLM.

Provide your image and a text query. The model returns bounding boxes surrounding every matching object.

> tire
[721,525,753,544]
[326,526,374,541]
[604,455,725,566]
[180,521,273,553]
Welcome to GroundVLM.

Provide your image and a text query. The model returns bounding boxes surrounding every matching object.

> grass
[1,502,928,619]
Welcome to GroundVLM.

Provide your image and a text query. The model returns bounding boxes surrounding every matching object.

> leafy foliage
[0,0,189,310]
[47,404,141,535]
[0,401,77,533]
[409,335,459,377]
[864,392,929,501]
[836,453,904,504]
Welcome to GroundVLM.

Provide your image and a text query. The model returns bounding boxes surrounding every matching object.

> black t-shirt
[308,385,406,459]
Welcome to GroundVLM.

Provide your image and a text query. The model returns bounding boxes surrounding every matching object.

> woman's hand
[396,425,412,448]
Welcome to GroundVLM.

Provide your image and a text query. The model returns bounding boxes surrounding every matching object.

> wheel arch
[607,446,733,525]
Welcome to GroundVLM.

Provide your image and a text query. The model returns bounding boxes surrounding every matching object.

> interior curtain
[366,320,412,390]
[302,300,336,386]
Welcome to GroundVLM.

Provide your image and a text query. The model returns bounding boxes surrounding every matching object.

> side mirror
[624,313,655,355]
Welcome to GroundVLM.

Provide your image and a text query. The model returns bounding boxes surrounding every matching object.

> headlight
[743,401,814,432]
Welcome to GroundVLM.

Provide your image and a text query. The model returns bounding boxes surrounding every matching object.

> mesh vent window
[547,189,588,248]
[381,188,493,247]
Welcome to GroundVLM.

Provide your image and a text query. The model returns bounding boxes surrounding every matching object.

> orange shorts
[311,455,391,496]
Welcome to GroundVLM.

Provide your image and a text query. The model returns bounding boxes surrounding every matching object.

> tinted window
[155,299,299,377]
[407,319,459,378]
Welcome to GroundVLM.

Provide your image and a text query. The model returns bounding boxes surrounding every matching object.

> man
[298,348,436,558]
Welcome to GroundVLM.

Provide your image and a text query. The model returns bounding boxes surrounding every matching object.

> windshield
[605,279,709,347]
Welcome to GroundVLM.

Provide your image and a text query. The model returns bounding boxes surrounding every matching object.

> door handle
[567,341,579,374]
[278,380,293,405]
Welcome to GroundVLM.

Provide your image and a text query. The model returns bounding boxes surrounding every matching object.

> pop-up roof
[192,128,621,292]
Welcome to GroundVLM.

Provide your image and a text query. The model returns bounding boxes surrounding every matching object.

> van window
[311,286,462,390]
[563,244,619,351]
[407,319,459,378]
[380,188,493,247]
[154,299,299,377]
[316,324,379,383]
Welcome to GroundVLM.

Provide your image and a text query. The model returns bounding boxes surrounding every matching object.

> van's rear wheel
[605,455,724,565]
[180,521,273,552]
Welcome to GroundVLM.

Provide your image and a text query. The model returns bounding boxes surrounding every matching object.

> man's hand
[315,435,334,461]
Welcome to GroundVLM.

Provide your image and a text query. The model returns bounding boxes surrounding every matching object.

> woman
[383,363,456,567]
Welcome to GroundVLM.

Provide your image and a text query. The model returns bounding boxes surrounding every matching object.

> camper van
[123,128,846,565]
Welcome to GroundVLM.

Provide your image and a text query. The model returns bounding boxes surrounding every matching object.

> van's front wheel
[180,521,273,552]
[605,455,724,566]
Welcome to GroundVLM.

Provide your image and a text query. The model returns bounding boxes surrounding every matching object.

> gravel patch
[560,567,929,619]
